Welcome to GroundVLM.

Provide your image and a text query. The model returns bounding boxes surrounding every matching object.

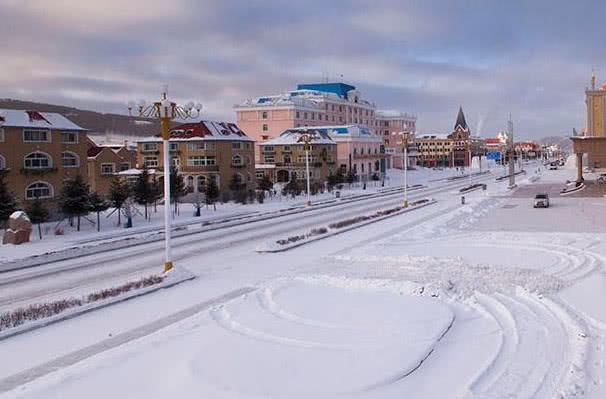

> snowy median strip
[256,199,437,253]
[0,267,195,341]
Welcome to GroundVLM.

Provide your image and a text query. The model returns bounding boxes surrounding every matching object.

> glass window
[23,130,49,142]
[120,162,130,171]
[61,132,78,144]
[0,128,4,142]
[232,142,242,150]
[187,156,216,166]
[187,143,205,151]
[262,111,268,119]
[143,156,158,168]
[61,151,79,167]
[232,155,243,165]
[262,124,268,131]
[143,143,158,152]
[0,154,5,169]
[101,163,115,175]
[26,181,53,200]
[169,142,179,151]
[24,152,51,169]
[264,155,275,163]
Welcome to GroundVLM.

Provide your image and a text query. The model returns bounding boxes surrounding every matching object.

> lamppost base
[403,200,408,208]
[164,261,174,273]
[305,201,312,206]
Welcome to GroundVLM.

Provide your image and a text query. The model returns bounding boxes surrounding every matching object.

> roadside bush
[221,191,231,203]
[247,189,255,204]
[235,190,248,204]
[256,190,265,204]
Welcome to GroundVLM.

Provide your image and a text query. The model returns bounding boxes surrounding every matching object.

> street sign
[487,152,501,160]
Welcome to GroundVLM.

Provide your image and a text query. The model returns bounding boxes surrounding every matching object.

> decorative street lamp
[128,85,202,273]
[393,131,409,207]
[297,133,312,206]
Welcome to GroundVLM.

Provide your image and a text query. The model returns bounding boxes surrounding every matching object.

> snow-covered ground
[5,159,604,398]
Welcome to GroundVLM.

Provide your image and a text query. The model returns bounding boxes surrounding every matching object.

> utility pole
[508,116,515,188]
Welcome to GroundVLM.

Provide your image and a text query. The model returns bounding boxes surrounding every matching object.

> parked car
[534,193,550,208]
[598,174,606,184]
[549,162,558,170]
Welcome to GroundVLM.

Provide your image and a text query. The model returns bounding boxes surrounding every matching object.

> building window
[61,151,79,167]
[0,128,4,142]
[187,156,216,166]
[169,142,179,151]
[232,154,243,166]
[283,154,291,164]
[120,162,130,171]
[61,132,78,144]
[339,116,343,122]
[187,142,210,151]
[25,181,53,200]
[143,143,158,152]
[143,156,158,168]
[101,163,115,175]
[311,113,315,120]
[23,129,50,143]
[262,124,268,131]
[0,154,5,169]
[256,170,265,180]
[296,111,300,119]
[264,145,274,152]
[24,152,52,169]
[186,176,194,190]
[172,157,180,168]
[304,112,308,119]
[232,142,242,150]
[262,111,268,119]
[264,155,275,163]
[197,175,206,191]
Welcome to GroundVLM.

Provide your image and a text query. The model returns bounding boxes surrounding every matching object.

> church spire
[454,106,468,131]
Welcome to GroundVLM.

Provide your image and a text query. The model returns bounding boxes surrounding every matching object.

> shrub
[221,191,231,203]
[256,190,265,204]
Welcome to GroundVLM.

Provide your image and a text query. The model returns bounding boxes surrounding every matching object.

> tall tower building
[585,71,606,137]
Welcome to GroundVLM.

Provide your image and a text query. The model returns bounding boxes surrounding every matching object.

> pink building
[234,82,377,161]
[279,125,385,180]
[376,110,418,169]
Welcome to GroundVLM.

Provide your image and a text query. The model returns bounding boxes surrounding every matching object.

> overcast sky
[0,0,603,140]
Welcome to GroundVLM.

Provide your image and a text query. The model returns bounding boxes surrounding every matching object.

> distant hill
[537,135,572,152]
[0,98,162,139]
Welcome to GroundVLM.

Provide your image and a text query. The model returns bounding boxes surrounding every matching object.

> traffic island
[256,199,437,253]
[0,267,195,341]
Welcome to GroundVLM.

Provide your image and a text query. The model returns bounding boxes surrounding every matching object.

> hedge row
[0,275,165,332]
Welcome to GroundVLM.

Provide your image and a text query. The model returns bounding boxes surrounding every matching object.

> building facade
[571,71,606,180]
[87,139,137,196]
[416,135,454,167]
[234,82,377,161]
[136,121,256,194]
[0,109,88,206]
[258,128,338,184]
[447,107,472,167]
[376,110,418,169]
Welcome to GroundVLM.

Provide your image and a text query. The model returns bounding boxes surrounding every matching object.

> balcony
[180,165,219,172]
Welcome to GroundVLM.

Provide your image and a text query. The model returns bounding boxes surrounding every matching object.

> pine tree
[150,175,163,213]
[204,178,220,211]
[170,167,187,214]
[133,169,153,220]
[88,192,110,232]
[0,172,18,229]
[229,174,244,192]
[257,175,273,193]
[58,175,90,231]
[109,179,131,226]
[335,168,345,184]
[26,197,49,240]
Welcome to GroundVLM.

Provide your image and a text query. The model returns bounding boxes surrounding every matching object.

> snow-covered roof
[236,89,374,109]
[376,110,417,120]
[0,109,87,131]
[262,128,336,145]
[137,120,254,143]
[285,125,382,142]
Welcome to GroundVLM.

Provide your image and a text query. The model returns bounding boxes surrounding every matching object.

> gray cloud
[0,0,601,140]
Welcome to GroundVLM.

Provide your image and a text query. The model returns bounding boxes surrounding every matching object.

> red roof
[485,138,501,144]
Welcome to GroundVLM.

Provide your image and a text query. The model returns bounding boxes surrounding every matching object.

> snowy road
[3,162,601,398]
[0,173,494,312]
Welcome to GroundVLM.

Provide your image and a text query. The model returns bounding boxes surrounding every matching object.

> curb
[257,199,438,253]
[0,269,196,342]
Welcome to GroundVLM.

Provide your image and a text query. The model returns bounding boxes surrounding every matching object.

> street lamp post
[298,134,312,206]
[393,131,409,207]
[128,86,201,273]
